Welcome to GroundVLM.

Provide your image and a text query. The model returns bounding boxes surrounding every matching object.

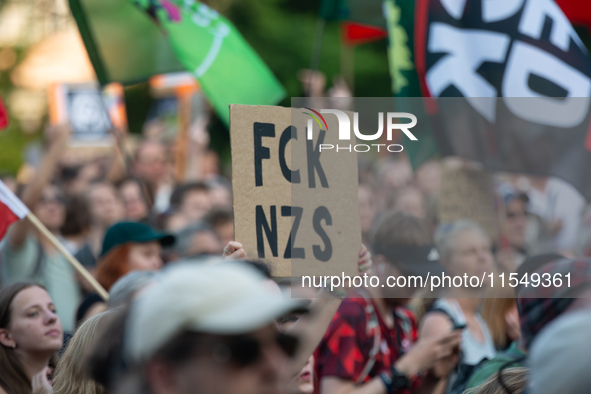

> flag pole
[26,213,109,301]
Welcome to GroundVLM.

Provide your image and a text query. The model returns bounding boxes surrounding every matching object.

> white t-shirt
[527,177,585,252]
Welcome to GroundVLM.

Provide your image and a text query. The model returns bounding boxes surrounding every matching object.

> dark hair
[0,282,45,393]
[75,293,105,327]
[60,194,91,237]
[169,182,210,210]
[152,331,205,366]
[203,207,233,228]
[117,177,155,210]
[371,210,433,255]
[515,253,564,295]
[59,165,80,182]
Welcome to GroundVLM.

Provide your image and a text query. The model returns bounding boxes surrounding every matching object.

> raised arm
[105,126,130,184]
[9,125,69,247]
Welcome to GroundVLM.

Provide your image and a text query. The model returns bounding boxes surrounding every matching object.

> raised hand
[222,241,248,260]
[395,331,462,377]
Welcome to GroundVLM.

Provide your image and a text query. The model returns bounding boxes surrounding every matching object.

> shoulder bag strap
[355,290,382,385]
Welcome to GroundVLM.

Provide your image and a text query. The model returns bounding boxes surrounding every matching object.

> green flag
[384,0,439,169]
[69,0,185,85]
[318,0,438,168]
[131,0,285,124]
[70,0,285,124]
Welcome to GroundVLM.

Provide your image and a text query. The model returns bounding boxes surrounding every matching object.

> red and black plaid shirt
[314,292,419,393]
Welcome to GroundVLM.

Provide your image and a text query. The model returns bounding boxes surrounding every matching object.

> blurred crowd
[1,103,591,394]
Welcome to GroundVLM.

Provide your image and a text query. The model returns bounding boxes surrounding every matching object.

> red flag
[556,0,591,28]
[0,96,8,131]
[342,22,388,46]
[0,180,29,240]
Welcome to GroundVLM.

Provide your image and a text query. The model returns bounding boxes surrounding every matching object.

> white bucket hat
[125,261,306,362]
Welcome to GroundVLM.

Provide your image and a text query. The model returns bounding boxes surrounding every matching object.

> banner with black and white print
[414,0,591,200]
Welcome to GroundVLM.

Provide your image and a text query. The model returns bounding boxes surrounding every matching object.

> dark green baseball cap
[101,221,176,257]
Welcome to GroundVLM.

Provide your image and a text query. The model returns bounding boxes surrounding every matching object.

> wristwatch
[380,367,410,393]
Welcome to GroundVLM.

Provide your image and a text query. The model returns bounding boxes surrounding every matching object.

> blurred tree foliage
[208,0,391,171]
[0,0,390,174]
[5,1,591,175]
[227,0,391,99]
[0,47,41,175]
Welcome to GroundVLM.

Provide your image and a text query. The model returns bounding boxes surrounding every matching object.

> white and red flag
[0,180,29,240]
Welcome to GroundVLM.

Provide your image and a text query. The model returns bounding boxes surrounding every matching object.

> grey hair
[434,219,488,262]
[108,270,158,309]
[171,221,216,257]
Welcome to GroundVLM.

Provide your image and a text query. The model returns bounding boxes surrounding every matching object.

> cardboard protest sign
[437,167,500,241]
[48,82,118,147]
[230,104,360,278]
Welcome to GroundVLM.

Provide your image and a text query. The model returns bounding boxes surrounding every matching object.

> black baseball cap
[101,221,176,257]
[372,245,445,277]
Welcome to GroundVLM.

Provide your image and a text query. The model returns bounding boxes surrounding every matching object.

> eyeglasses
[506,210,526,219]
[39,195,66,205]
[210,332,299,367]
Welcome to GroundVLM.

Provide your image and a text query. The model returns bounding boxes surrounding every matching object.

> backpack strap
[31,240,45,279]
[428,306,473,394]
[428,306,459,327]
[355,290,382,385]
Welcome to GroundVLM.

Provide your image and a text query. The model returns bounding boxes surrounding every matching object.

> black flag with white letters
[414,0,591,200]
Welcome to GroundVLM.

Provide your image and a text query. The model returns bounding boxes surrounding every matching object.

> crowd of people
[0,112,591,394]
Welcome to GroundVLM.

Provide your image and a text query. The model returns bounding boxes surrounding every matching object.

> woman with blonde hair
[51,312,110,394]
[481,287,521,350]
[420,220,497,394]
[465,367,528,394]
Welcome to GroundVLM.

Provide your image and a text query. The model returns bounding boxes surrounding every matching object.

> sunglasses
[209,332,299,367]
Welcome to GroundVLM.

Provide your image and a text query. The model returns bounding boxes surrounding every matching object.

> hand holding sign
[223,241,248,260]
[358,244,372,273]
[230,105,360,278]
